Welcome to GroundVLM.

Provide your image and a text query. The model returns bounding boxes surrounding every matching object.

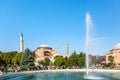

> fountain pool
[5,71,120,80]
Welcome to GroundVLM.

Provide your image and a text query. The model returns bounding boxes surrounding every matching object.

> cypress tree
[20,48,35,70]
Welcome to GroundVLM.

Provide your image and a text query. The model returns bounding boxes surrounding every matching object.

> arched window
[44,51,52,56]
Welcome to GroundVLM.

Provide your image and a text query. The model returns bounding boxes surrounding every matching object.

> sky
[0,0,120,56]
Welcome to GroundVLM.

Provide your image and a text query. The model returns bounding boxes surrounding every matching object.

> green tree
[1,51,18,66]
[77,52,85,67]
[0,56,4,66]
[78,57,85,67]
[12,52,23,66]
[54,56,65,67]
[68,51,78,67]
[108,55,114,63]
[64,56,69,68]
[67,51,85,67]
[44,58,50,66]
[20,48,35,70]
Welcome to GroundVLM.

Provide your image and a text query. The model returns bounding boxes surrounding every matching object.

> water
[6,72,120,80]
[85,12,93,75]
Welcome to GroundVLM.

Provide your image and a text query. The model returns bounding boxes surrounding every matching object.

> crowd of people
[0,65,19,75]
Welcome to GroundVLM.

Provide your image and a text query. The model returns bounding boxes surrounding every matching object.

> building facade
[34,44,59,66]
[106,43,120,65]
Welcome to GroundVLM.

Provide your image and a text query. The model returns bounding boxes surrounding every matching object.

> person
[4,66,8,74]
[13,66,18,72]
[0,68,3,75]
[1,67,5,74]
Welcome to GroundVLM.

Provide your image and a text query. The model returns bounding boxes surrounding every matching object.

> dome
[39,44,50,48]
[37,44,52,50]
[113,43,120,50]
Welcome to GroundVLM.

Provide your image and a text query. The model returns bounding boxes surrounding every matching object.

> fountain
[84,12,105,79]
[85,12,92,76]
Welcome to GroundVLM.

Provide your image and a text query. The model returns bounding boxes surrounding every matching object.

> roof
[39,44,51,48]
[112,43,120,50]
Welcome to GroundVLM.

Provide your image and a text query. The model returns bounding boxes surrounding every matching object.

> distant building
[20,32,24,52]
[34,44,59,66]
[105,43,120,65]
[91,55,106,64]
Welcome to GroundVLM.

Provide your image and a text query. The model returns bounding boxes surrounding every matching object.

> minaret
[20,32,24,52]
[66,42,69,58]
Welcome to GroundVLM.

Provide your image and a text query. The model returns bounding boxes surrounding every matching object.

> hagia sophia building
[20,33,69,66]
[34,44,60,66]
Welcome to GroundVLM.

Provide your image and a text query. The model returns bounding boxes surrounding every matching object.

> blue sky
[0,0,120,56]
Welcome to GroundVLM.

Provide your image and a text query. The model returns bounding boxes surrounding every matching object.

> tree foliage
[108,55,114,63]
[38,58,50,66]
[0,56,5,66]
[0,49,86,69]
[54,56,65,67]
[20,48,35,70]
[54,51,85,68]
[78,57,85,66]
[0,51,18,66]
[68,51,78,66]
[64,56,69,68]
[44,58,50,66]
[12,52,23,66]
